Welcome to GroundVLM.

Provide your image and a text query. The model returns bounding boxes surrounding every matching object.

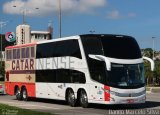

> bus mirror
[143,56,155,71]
[88,54,111,71]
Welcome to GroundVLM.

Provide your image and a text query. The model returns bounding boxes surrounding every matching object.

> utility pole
[0,21,7,67]
[59,0,62,38]
[152,37,155,60]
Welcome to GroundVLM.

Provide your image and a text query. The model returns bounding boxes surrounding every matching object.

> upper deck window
[81,35,141,59]
[31,47,35,58]
[101,36,142,59]
[6,50,12,60]
[36,39,82,59]
[6,46,35,60]
[13,49,20,59]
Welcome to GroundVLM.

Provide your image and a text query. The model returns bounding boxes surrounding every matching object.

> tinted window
[36,70,56,82]
[13,49,17,59]
[26,47,30,58]
[71,69,86,83]
[81,36,106,84]
[12,49,20,59]
[56,69,71,83]
[107,63,145,89]
[101,36,142,59]
[36,40,82,59]
[36,69,86,83]
[81,36,103,56]
[88,59,107,84]
[6,50,12,60]
[17,49,20,59]
[21,48,25,58]
[31,47,35,58]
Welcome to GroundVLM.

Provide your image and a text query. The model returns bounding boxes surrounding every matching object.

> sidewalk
[146,87,160,93]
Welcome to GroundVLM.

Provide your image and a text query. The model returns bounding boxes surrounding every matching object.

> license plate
[127,99,134,103]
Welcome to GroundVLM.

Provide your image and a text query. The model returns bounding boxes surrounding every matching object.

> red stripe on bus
[10,70,35,74]
[104,85,110,101]
[5,82,36,97]
[6,43,36,49]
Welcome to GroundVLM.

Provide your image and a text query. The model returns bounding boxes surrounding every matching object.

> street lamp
[59,0,62,38]
[89,30,95,34]
[13,5,39,24]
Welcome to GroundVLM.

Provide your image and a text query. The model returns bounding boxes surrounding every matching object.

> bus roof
[37,35,80,44]
[6,42,37,49]
[5,34,133,49]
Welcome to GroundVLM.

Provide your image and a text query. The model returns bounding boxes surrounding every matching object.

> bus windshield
[107,63,145,88]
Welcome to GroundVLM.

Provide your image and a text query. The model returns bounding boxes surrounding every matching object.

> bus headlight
[101,87,118,96]
[110,91,119,96]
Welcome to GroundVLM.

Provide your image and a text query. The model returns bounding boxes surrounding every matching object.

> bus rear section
[5,44,36,100]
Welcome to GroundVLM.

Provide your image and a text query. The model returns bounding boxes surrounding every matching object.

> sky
[1,0,160,50]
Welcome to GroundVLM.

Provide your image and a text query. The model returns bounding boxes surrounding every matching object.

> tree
[142,48,160,86]
[0,62,5,81]
[142,48,153,59]
[153,60,160,85]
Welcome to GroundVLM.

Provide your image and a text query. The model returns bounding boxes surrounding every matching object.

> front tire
[80,90,88,108]
[67,89,76,107]
[22,87,28,101]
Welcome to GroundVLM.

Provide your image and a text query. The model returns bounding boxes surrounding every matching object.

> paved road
[0,93,160,115]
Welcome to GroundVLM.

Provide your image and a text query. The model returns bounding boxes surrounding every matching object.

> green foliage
[0,62,5,81]
[143,48,160,86]
[142,48,153,59]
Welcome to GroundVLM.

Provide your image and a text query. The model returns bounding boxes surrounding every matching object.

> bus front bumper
[108,94,146,104]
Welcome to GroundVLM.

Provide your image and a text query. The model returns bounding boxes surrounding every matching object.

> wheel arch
[21,85,26,92]
[14,85,19,94]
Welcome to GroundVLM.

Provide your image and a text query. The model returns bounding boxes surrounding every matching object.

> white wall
[16,24,31,45]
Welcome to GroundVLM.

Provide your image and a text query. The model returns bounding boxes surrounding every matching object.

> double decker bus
[5,34,154,108]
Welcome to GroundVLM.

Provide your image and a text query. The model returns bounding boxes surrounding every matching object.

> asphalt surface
[0,93,160,115]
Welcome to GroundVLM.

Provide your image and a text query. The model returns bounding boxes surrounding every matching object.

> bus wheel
[67,89,76,107]
[80,90,88,108]
[15,87,22,100]
[22,87,28,101]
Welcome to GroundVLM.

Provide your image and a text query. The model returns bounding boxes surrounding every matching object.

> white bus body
[5,34,150,107]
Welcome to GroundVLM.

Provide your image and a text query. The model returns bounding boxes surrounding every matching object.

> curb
[146,87,160,93]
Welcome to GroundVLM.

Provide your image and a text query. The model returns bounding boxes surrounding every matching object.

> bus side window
[13,49,17,59]
[56,69,70,83]
[71,70,86,83]
[31,47,35,58]
[26,47,30,58]
[21,48,25,58]
[6,50,12,60]
[17,49,20,59]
